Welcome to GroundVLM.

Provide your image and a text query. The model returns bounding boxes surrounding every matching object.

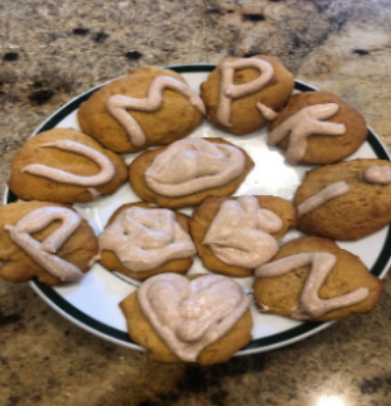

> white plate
[5,64,391,356]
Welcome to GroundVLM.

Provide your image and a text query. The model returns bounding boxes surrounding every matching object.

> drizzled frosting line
[4,207,84,282]
[21,140,115,187]
[106,76,206,147]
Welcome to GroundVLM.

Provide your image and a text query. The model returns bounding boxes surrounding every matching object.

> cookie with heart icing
[268,91,367,165]
[295,158,391,240]
[8,128,127,204]
[98,202,196,281]
[0,201,98,285]
[190,195,297,277]
[252,236,382,322]
[128,137,254,209]
[200,55,294,135]
[78,66,205,154]
[119,273,253,364]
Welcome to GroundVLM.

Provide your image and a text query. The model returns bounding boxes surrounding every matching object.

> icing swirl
[203,196,283,269]
[218,58,274,127]
[255,252,369,320]
[21,140,115,187]
[268,103,346,165]
[138,273,250,362]
[98,207,196,272]
[145,139,246,197]
[364,165,391,185]
[4,207,84,282]
[106,76,206,147]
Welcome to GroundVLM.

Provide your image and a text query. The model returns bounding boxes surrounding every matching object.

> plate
[4,64,391,356]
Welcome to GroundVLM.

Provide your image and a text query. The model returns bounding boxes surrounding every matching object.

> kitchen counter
[1,1,391,405]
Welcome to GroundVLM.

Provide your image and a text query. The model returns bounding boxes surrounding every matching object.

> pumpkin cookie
[253,236,382,322]
[8,128,128,204]
[200,55,294,135]
[128,137,254,209]
[78,66,205,153]
[268,91,368,165]
[295,159,391,240]
[99,202,196,281]
[119,273,253,364]
[190,195,297,277]
[0,201,98,285]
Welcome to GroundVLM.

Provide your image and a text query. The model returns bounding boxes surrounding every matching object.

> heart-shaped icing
[145,138,245,197]
[138,273,250,362]
[203,196,283,269]
[106,76,205,147]
[4,206,84,282]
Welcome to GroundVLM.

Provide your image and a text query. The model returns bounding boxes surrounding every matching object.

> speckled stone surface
[1,1,391,405]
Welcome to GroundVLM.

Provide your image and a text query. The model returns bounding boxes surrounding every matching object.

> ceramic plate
[4,64,391,356]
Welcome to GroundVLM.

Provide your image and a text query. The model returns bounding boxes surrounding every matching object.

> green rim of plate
[6,64,391,352]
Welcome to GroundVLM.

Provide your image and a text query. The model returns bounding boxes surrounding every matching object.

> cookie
[99,202,196,281]
[190,195,297,277]
[119,274,253,364]
[295,159,391,240]
[200,55,294,135]
[0,201,98,285]
[253,236,382,322]
[78,66,205,153]
[269,91,368,165]
[128,137,254,209]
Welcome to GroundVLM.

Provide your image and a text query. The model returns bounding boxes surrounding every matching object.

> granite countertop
[1,0,391,405]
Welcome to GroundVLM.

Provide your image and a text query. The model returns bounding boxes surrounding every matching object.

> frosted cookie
[190,195,297,277]
[200,55,294,135]
[128,137,254,209]
[268,91,367,165]
[0,201,98,285]
[8,128,128,204]
[119,273,253,364]
[253,236,382,322]
[78,66,205,153]
[295,159,391,240]
[98,202,196,281]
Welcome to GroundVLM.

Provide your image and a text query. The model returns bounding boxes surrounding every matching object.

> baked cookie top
[128,137,254,209]
[295,158,391,240]
[78,66,205,153]
[8,128,128,204]
[190,195,297,277]
[200,55,294,135]
[269,91,368,165]
[253,236,382,322]
[98,202,196,281]
[0,201,98,285]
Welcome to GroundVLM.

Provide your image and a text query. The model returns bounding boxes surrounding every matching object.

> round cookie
[8,128,128,204]
[295,159,391,240]
[0,201,98,285]
[190,195,297,277]
[99,202,195,281]
[200,55,294,135]
[119,274,253,364]
[253,236,383,322]
[128,138,255,209]
[78,66,204,153]
[269,91,368,165]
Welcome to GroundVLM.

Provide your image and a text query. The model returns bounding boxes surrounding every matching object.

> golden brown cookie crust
[119,274,253,365]
[0,201,98,285]
[99,202,194,281]
[295,159,391,240]
[200,55,294,135]
[253,236,383,322]
[190,195,298,277]
[8,128,128,204]
[269,91,368,165]
[128,138,255,209]
[78,66,204,153]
